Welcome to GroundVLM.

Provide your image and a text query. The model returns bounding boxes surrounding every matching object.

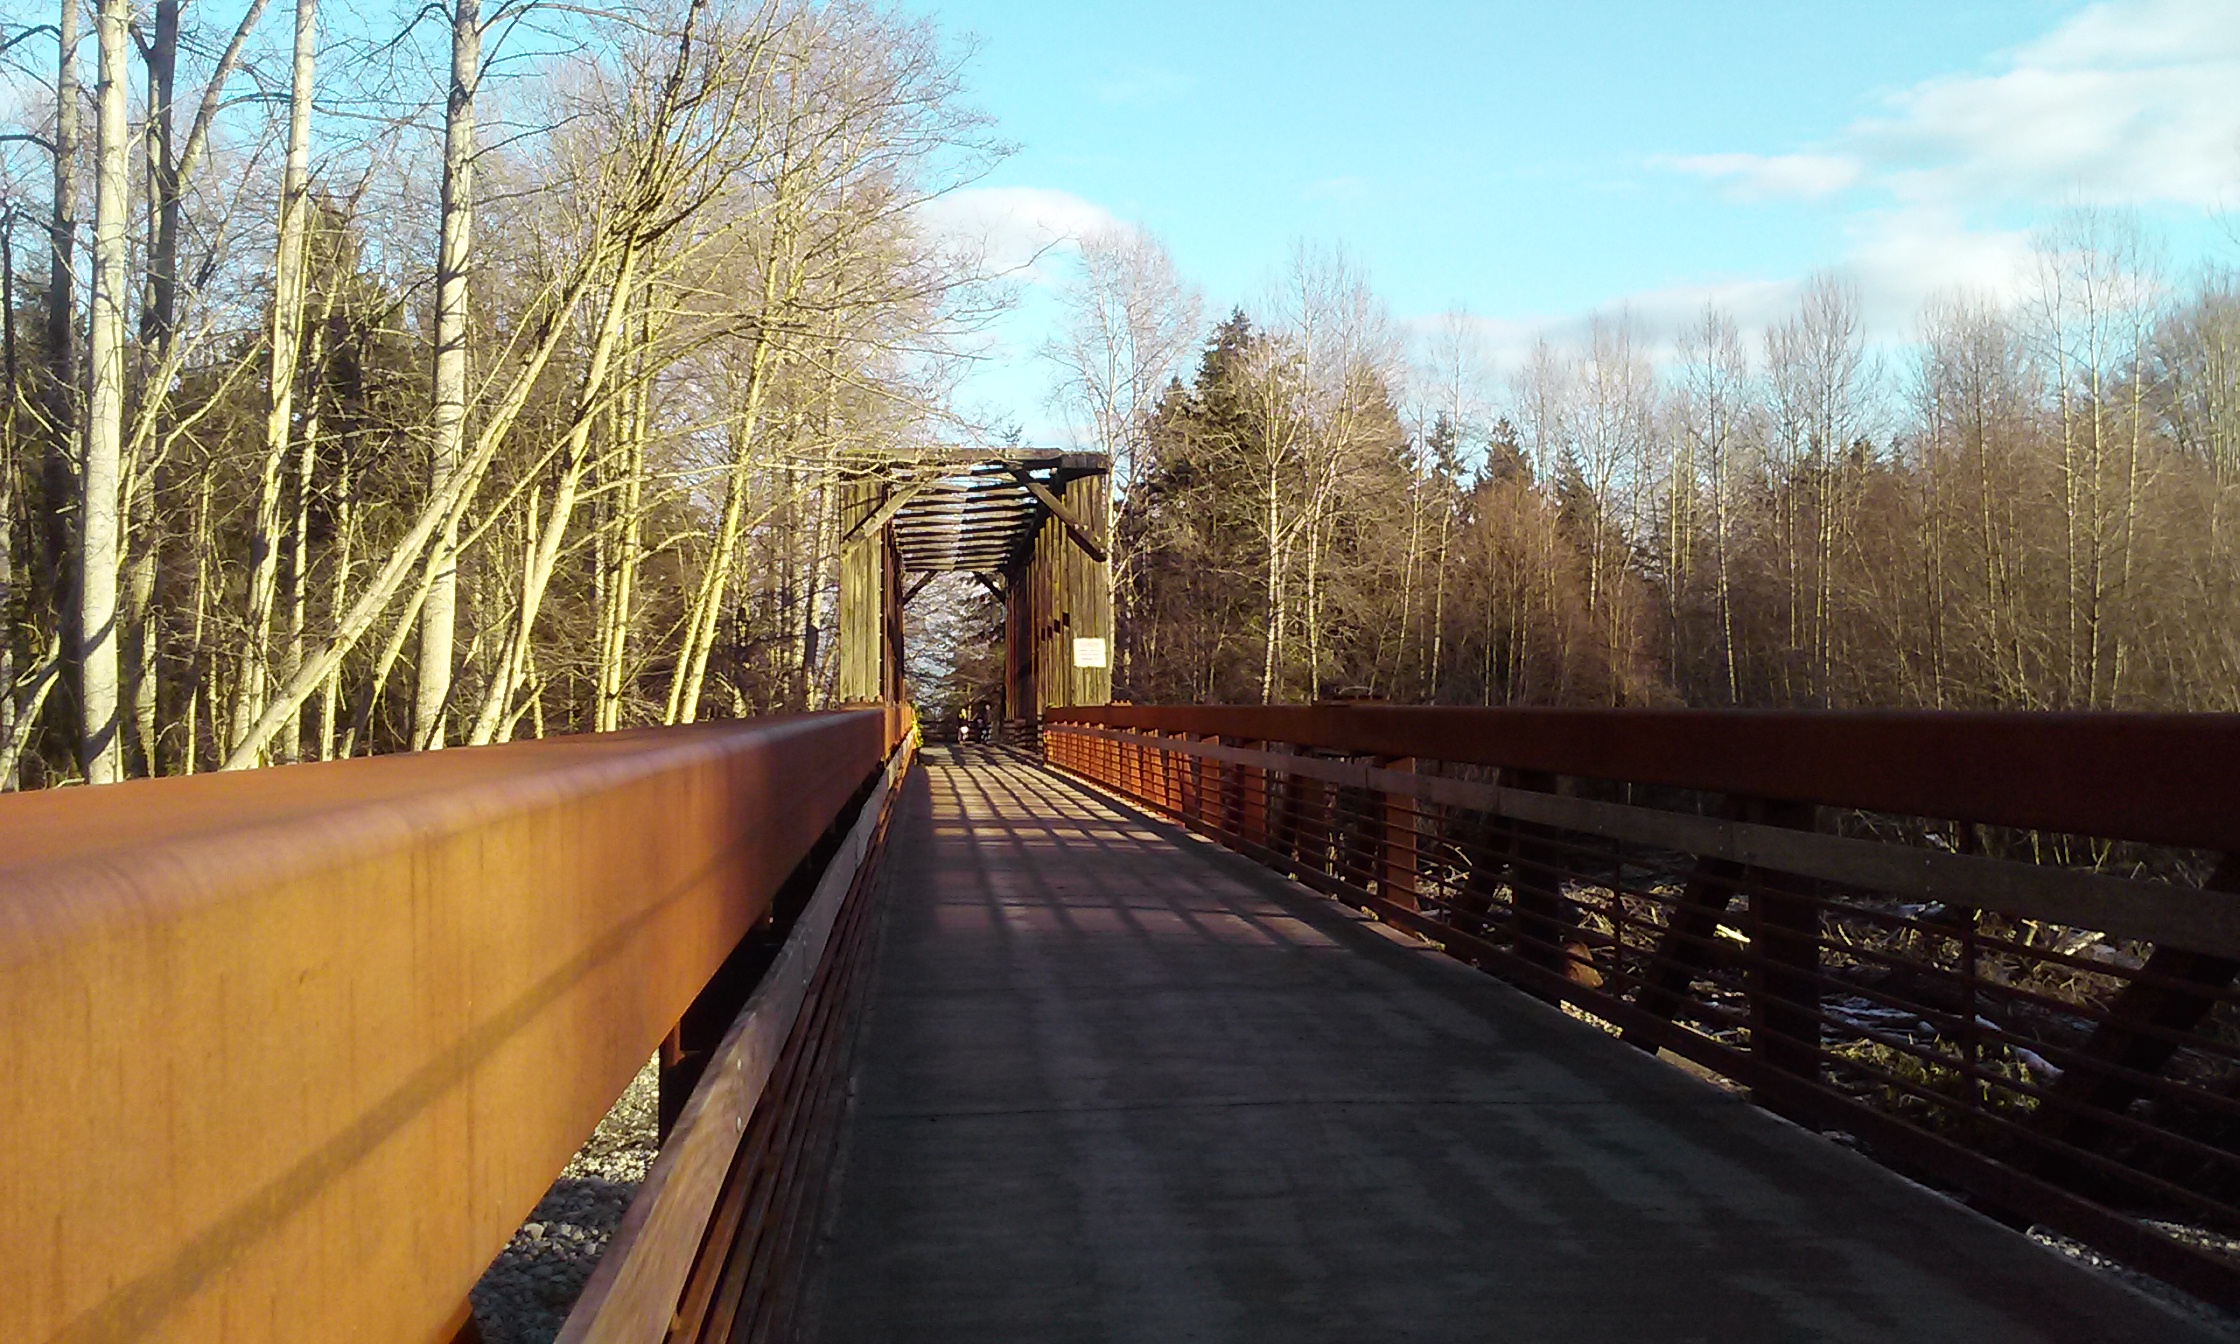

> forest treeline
[1048,224,2240,714]
[2,0,998,787]
[7,0,2237,795]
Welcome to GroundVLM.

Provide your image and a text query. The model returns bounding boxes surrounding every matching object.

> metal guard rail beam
[1045,704,2240,853]
[2,711,907,1344]
[564,723,914,1343]
[1042,705,2240,1310]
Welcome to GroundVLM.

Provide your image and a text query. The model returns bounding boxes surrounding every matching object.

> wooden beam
[840,480,929,548]
[969,571,1006,602]
[1007,467,1107,563]
[912,546,1022,564]
[900,571,938,607]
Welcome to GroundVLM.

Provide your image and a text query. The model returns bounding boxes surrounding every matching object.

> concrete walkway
[802,749,2224,1343]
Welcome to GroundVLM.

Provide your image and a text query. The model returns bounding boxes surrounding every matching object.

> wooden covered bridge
[6,449,2240,1343]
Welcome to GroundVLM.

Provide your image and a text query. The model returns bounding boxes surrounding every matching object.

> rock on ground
[470,1055,660,1344]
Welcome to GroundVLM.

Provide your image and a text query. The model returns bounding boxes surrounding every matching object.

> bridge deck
[801,749,2213,1343]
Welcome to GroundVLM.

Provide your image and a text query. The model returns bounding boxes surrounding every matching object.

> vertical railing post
[1275,762,1309,871]
[1173,737,1187,817]
[1237,740,1267,850]
[1746,798,1824,1080]
[1504,769,1578,988]
[1377,757,1418,911]
[2032,853,2240,1157]
[1180,735,1202,824]
[1191,730,1209,824]
[1155,730,1173,815]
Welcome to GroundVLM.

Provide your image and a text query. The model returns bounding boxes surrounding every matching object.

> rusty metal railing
[562,718,913,1343]
[2,708,913,1344]
[1043,705,2240,1309]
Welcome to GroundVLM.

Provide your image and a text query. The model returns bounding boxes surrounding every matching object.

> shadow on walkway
[802,748,2222,1343]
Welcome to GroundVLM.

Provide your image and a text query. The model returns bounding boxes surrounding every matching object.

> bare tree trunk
[180,466,214,771]
[121,0,179,778]
[123,446,155,768]
[668,329,783,725]
[801,449,841,708]
[1304,511,1323,700]
[343,564,439,761]
[596,350,646,731]
[43,0,80,622]
[280,314,329,760]
[1393,441,1421,695]
[1,251,15,787]
[0,633,63,788]
[136,0,270,774]
[78,0,131,784]
[37,0,83,782]
[415,0,480,750]
[1260,465,1281,703]
[2114,339,2147,704]
[139,0,179,348]
[1428,506,1449,699]
[468,242,638,745]
[317,455,355,759]
[222,243,602,770]
[233,0,318,761]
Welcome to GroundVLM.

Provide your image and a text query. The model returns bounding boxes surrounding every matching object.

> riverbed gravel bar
[470,1056,660,1344]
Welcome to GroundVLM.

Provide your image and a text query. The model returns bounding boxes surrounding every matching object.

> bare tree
[233,0,318,761]
[1764,272,1877,704]
[76,0,133,784]
[1675,304,1749,703]
[1043,226,1199,688]
[413,0,480,750]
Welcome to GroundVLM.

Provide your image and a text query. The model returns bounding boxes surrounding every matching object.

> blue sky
[904,0,2240,439]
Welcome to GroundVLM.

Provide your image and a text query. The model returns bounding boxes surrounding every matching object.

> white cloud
[1413,211,2034,394]
[1842,208,2037,330]
[2024,0,2240,71]
[1663,0,2240,212]
[1590,0,2230,371]
[915,186,1124,283]
[1660,153,1862,201]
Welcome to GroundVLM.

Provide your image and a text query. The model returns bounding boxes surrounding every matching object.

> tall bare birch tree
[77,0,133,784]
[414,0,479,750]
[234,0,319,761]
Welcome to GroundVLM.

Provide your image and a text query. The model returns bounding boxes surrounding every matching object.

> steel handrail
[2,712,902,1344]
[1045,703,2240,852]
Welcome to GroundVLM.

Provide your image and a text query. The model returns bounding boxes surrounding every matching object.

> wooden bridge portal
[834,450,1111,727]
